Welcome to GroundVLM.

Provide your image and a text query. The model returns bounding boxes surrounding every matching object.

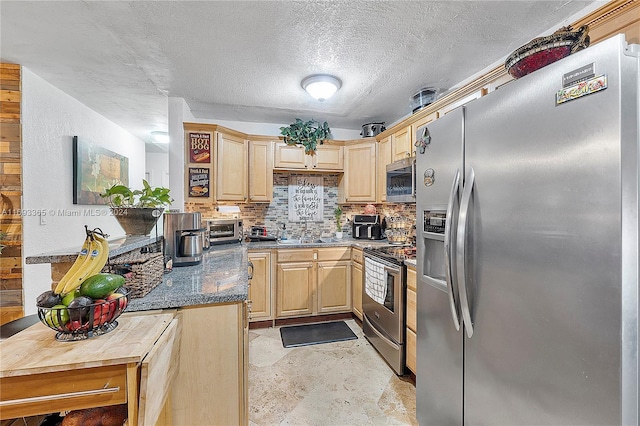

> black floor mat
[280,321,358,348]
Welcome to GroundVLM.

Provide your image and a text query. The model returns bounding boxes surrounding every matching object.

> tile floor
[248,319,418,426]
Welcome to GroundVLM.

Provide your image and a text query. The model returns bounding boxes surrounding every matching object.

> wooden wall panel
[0,62,23,324]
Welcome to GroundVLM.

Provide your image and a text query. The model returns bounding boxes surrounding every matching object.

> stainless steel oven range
[362,245,413,375]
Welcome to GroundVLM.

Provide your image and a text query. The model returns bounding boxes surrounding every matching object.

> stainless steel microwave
[386,158,416,203]
[205,218,243,244]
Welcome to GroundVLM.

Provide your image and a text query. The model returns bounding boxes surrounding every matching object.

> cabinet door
[377,136,392,203]
[343,142,376,203]
[406,327,417,375]
[171,303,246,425]
[276,262,314,317]
[248,251,272,321]
[406,267,417,374]
[274,143,307,169]
[248,140,273,202]
[138,318,182,426]
[317,260,351,314]
[391,125,412,161]
[351,260,363,321]
[216,133,248,201]
[313,145,344,170]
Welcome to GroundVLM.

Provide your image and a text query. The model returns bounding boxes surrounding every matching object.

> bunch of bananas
[54,227,110,295]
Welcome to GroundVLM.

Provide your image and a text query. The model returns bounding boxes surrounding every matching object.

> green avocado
[78,273,126,299]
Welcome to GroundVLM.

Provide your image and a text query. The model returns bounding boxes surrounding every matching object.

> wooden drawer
[407,287,417,333]
[0,364,127,419]
[316,247,350,262]
[407,266,417,292]
[406,327,417,375]
[351,248,363,265]
[277,249,315,263]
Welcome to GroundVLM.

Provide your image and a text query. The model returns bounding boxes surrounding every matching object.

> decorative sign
[189,132,211,163]
[188,167,210,198]
[556,74,607,105]
[73,136,129,205]
[288,176,323,222]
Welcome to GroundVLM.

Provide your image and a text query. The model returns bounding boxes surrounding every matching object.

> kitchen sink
[277,239,303,245]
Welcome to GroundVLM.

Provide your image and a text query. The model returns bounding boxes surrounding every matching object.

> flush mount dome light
[301,74,341,101]
[151,131,169,144]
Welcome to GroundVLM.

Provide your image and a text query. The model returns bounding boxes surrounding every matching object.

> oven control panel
[423,211,446,234]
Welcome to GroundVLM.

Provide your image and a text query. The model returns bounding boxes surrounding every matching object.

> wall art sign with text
[288,175,323,222]
[188,167,210,197]
[189,132,211,163]
[73,136,129,205]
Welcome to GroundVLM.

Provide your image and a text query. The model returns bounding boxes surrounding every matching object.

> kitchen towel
[365,257,386,304]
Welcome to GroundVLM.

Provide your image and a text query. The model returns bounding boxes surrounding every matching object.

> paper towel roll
[217,205,241,214]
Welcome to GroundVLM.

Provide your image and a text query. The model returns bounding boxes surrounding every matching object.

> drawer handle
[0,386,121,406]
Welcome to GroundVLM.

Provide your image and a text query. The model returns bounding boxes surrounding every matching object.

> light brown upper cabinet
[248,140,274,202]
[216,131,248,201]
[274,142,343,171]
[339,140,377,203]
[391,125,412,161]
[377,135,392,203]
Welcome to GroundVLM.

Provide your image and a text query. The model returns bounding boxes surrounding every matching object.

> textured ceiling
[0,1,600,152]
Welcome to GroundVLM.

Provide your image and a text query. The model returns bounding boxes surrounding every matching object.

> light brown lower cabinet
[171,302,248,426]
[351,248,363,320]
[248,250,273,321]
[276,247,351,318]
[406,266,417,375]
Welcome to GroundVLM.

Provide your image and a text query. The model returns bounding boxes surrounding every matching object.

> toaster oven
[205,218,243,245]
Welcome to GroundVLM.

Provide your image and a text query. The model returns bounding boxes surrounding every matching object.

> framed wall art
[73,136,129,205]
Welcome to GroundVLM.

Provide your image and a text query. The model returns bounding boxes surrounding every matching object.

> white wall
[21,67,146,315]
[145,152,170,189]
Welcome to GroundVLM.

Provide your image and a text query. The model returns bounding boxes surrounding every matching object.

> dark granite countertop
[127,244,248,312]
[26,235,163,264]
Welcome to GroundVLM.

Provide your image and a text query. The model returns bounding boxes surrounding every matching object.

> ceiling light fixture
[301,74,341,102]
[151,131,169,144]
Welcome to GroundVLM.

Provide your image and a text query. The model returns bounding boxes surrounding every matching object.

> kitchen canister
[360,122,386,138]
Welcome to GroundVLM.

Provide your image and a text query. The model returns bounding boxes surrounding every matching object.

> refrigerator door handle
[444,168,462,331]
[457,167,475,338]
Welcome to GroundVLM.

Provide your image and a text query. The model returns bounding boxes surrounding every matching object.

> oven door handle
[444,168,462,331]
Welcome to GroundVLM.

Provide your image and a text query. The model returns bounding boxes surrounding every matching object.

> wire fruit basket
[37,288,129,341]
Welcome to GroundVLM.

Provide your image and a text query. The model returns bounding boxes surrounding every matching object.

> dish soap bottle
[280,223,287,241]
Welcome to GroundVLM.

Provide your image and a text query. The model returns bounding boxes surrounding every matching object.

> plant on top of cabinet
[280,118,332,154]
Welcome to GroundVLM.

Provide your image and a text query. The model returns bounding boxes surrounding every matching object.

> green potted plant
[280,118,332,154]
[334,206,343,239]
[101,179,173,235]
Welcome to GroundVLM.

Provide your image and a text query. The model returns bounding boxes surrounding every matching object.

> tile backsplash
[185,173,416,238]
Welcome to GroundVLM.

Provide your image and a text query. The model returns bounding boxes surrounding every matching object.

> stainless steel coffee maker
[164,212,204,267]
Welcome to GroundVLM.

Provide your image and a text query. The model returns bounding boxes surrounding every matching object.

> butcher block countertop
[0,312,174,378]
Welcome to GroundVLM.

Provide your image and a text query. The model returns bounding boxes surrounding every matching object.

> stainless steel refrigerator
[416,34,638,425]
